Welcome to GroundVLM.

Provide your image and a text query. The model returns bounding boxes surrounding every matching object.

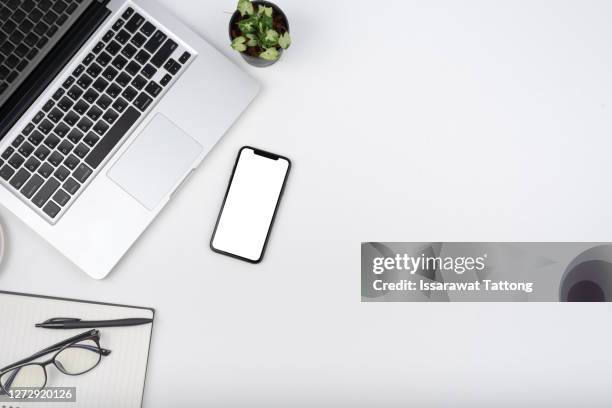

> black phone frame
[210,146,291,264]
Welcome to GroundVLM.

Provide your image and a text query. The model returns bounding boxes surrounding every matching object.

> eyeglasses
[0,329,111,394]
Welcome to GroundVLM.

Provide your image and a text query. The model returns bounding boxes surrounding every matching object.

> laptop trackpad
[108,114,203,210]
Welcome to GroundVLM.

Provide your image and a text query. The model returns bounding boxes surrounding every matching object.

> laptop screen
[0,0,94,112]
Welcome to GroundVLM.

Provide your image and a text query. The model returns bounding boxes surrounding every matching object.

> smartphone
[210,147,291,263]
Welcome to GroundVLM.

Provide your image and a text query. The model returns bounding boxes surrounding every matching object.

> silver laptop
[0,0,259,278]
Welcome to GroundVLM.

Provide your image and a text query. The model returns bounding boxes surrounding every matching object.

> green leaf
[238,15,257,34]
[237,0,254,16]
[278,32,291,49]
[246,33,258,47]
[260,47,279,61]
[258,5,273,17]
[264,29,279,45]
[231,36,247,52]
[257,11,273,33]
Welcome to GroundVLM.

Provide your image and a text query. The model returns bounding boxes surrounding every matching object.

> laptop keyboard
[0,6,193,222]
[0,0,86,101]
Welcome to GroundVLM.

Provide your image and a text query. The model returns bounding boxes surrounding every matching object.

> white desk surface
[2,0,612,406]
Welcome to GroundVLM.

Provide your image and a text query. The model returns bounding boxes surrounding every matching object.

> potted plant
[229,0,291,67]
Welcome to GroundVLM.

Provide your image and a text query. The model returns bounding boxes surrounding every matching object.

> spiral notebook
[0,291,154,408]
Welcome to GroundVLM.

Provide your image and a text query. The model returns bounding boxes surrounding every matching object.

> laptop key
[102,30,114,42]
[74,99,89,114]
[67,128,84,144]
[144,30,166,53]
[106,40,121,56]
[125,13,145,33]
[77,117,94,132]
[131,75,147,90]
[131,32,146,47]
[24,157,41,172]
[54,123,70,137]
[54,166,70,182]
[2,147,14,160]
[43,134,60,149]
[77,73,93,89]
[85,107,140,169]
[116,29,130,45]
[179,51,191,64]
[83,52,95,65]
[18,142,34,157]
[38,162,54,178]
[63,177,80,194]
[57,96,74,112]
[38,119,54,134]
[12,135,25,148]
[160,74,172,86]
[141,21,156,36]
[122,7,134,19]
[96,94,112,109]
[48,108,63,123]
[52,88,65,101]
[112,97,128,113]
[8,153,25,169]
[47,151,63,166]
[58,140,74,155]
[74,143,90,158]
[107,83,122,98]
[145,81,162,97]
[53,189,70,206]
[64,110,80,126]
[86,62,102,77]
[135,50,150,65]
[67,85,83,100]
[63,154,79,170]
[32,177,60,207]
[111,55,128,70]
[83,132,99,147]
[92,77,108,93]
[151,39,177,67]
[9,168,31,189]
[72,64,85,77]
[42,100,54,112]
[0,165,15,181]
[122,44,137,60]
[42,201,61,218]
[21,174,44,198]
[102,66,118,81]
[34,145,50,160]
[125,60,140,76]
[28,130,44,145]
[103,109,119,125]
[93,41,104,54]
[141,63,157,79]
[121,86,137,101]
[62,76,75,88]
[96,51,111,67]
[112,19,125,31]
[86,106,103,121]
[32,111,45,124]
[93,120,109,136]
[83,89,99,104]
[133,92,152,112]
[116,72,131,87]
[73,163,92,183]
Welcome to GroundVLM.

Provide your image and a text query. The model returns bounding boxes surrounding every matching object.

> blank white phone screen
[212,148,290,262]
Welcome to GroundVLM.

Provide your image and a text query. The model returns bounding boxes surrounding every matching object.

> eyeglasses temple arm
[0,330,100,372]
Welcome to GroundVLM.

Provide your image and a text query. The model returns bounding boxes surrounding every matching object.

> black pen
[35,317,153,329]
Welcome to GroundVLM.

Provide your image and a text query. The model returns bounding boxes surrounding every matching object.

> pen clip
[42,318,82,324]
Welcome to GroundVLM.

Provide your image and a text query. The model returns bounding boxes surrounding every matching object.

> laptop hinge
[0,1,111,140]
